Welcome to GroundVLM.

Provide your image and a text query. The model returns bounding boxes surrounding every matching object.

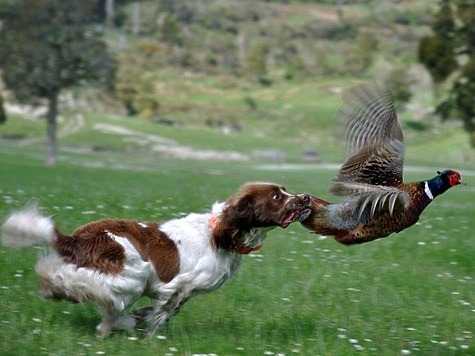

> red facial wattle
[448,172,462,186]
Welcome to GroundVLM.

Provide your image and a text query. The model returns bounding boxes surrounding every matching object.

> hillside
[1,0,473,168]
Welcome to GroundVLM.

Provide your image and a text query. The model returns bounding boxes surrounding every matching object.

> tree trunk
[105,0,115,28]
[46,93,58,166]
[132,2,141,35]
[237,32,246,66]
[0,93,6,124]
[464,118,475,148]
[337,0,345,23]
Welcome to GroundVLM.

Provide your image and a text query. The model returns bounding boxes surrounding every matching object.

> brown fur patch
[55,219,180,281]
[212,183,309,251]
[55,226,125,274]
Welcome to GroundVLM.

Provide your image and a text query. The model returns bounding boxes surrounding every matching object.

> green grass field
[1,73,474,355]
[0,150,473,355]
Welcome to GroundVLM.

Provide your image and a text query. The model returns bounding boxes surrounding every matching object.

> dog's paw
[96,322,113,338]
[113,315,137,332]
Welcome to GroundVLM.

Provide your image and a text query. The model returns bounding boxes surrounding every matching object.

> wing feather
[330,82,409,223]
[337,82,403,153]
[333,82,405,187]
[331,179,409,222]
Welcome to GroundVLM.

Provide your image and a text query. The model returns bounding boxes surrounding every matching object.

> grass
[0,71,474,354]
[0,150,473,355]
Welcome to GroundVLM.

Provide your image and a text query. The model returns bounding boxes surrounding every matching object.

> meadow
[1,72,474,355]
[0,149,474,355]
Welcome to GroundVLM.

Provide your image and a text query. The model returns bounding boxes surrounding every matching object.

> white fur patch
[2,204,56,247]
[211,202,226,214]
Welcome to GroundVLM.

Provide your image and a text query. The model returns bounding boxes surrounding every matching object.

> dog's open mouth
[281,207,312,228]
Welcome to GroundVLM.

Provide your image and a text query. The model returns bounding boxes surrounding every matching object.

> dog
[2,183,310,337]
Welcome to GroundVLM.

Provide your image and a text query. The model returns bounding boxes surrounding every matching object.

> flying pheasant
[301,83,463,245]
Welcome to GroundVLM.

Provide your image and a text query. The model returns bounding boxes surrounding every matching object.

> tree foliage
[418,0,457,83]
[0,0,116,164]
[418,0,475,147]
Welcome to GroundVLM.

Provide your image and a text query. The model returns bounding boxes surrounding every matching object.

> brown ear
[212,196,254,251]
[232,196,254,219]
[211,221,236,251]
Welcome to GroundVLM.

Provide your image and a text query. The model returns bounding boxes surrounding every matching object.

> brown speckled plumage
[301,83,463,245]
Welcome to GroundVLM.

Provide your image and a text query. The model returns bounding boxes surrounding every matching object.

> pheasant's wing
[333,139,404,188]
[332,182,410,221]
[333,82,405,187]
[337,82,404,153]
[331,83,407,221]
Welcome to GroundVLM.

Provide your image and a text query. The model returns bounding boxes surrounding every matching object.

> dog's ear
[212,195,254,251]
[232,195,254,220]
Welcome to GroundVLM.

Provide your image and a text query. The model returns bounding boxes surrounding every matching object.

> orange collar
[209,214,218,229]
[209,214,263,254]
[238,244,263,254]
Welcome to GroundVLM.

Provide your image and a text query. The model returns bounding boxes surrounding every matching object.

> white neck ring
[424,181,434,200]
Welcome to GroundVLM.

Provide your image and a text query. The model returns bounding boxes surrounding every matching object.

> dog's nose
[297,193,311,206]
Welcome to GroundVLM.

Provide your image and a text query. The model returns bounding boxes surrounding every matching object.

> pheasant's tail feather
[300,197,352,238]
[301,197,328,229]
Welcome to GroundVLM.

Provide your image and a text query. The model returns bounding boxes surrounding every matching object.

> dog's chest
[160,215,243,292]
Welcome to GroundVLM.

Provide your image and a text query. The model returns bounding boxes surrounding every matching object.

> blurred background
[0,1,474,355]
[0,0,474,168]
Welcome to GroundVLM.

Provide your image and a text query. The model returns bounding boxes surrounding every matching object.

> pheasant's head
[437,170,464,187]
[426,170,463,200]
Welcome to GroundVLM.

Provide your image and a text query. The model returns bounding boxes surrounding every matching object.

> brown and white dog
[1,183,310,337]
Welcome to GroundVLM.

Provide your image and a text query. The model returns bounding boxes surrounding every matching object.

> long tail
[2,204,57,247]
[300,196,350,241]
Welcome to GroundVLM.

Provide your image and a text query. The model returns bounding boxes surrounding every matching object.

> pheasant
[301,83,463,245]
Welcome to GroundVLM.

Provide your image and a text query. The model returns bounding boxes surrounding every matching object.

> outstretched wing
[331,83,407,220]
[333,82,405,188]
[337,82,404,153]
[333,139,404,188]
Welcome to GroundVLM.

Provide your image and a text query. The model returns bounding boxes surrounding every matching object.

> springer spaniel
[2,183,310,337]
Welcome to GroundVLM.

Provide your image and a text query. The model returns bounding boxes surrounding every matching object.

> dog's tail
[2,204,57,247]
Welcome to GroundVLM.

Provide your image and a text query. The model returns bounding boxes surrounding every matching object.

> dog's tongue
[282,211,298,227]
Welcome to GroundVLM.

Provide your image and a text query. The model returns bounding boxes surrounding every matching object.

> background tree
[246,42,270,83]
[0,0,116,165]
[0,94,6,124]
[418,0,475,147]
[418,0,457,84]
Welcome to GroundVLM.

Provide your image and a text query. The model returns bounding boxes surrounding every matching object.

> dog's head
[212,183,311,252]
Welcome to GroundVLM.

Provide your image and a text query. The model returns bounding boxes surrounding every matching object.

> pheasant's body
[302,83,463,245]
[306,181,433,244]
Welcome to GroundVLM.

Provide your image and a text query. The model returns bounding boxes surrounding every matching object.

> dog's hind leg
[112,306,154,333]
[96,307,120,338]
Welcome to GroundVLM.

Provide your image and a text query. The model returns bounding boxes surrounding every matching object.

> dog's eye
[273,193,281,200]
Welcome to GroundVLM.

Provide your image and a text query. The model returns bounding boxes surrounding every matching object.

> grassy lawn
[0,72,474,355]
[0,150,473,355]
[1,0,474,353]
